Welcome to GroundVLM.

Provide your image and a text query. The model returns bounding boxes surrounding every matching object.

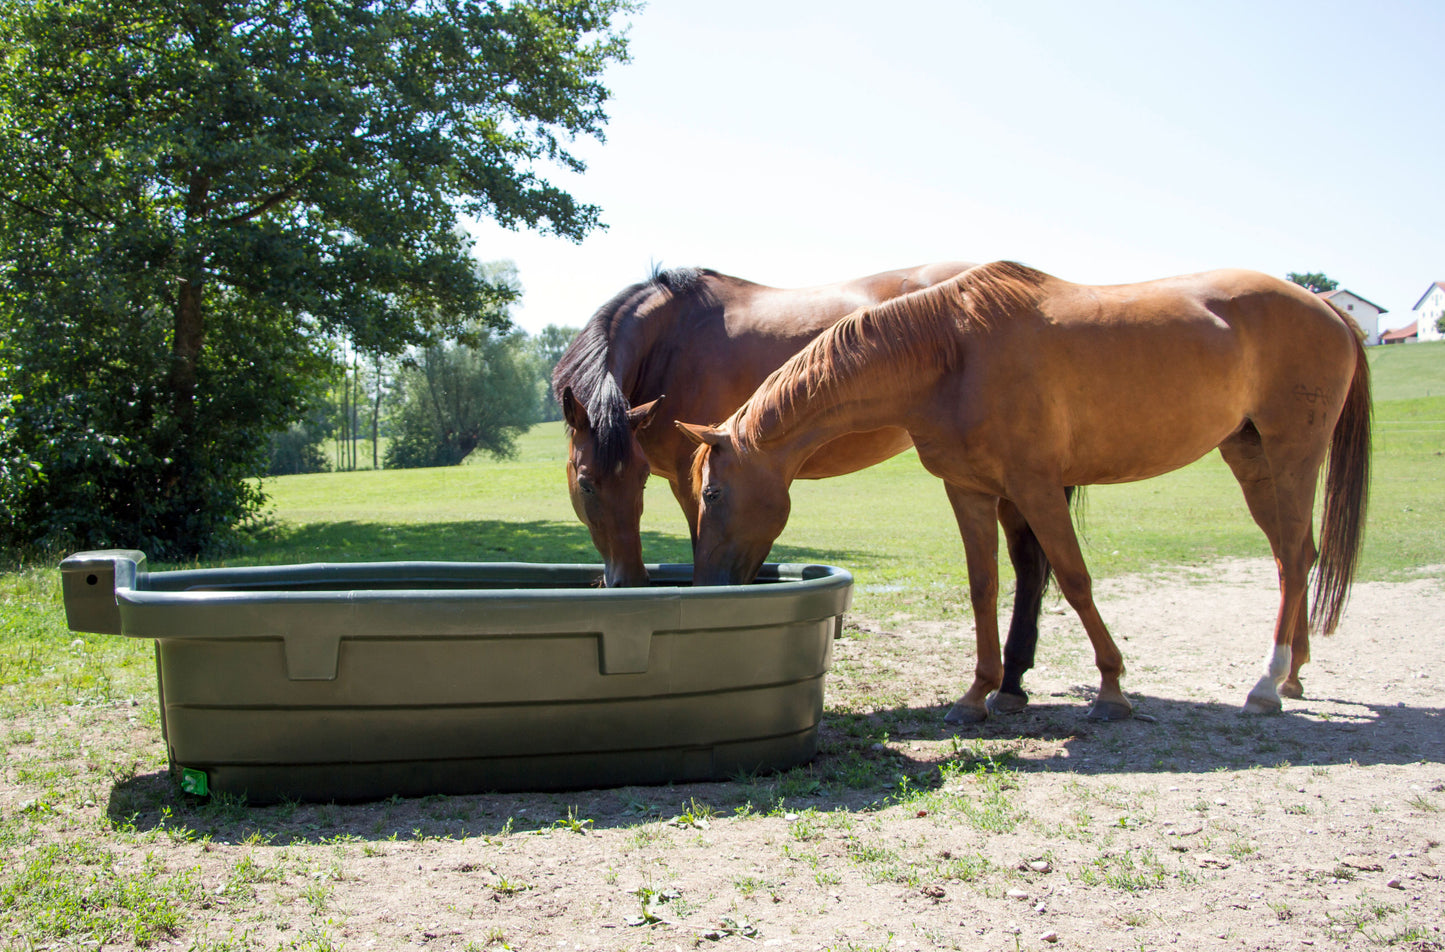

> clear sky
[467,0,1445,335]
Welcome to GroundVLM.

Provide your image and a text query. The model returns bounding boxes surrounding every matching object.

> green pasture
[246,342,1445,622]
[1,341,1442,715]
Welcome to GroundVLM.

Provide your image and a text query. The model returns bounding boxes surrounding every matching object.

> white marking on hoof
[1243,675,1283,715]
[1242,644,1291,714]
[1265,643,1291,685]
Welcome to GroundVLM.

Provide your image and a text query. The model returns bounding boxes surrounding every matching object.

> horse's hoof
[1086,699,1133,721]
[944,701,989,725]
[986,690,1029,716]
[1241,692,1283,715]
[1280,679,1304,700]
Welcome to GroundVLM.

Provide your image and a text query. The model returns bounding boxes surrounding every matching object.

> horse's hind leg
[992,488,1077,715]
[990,498,1050,715]
[1009,485,1131,721]
[1218,427,1322,713]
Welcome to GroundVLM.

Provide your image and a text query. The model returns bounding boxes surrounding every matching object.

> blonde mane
[729,261,1048,452]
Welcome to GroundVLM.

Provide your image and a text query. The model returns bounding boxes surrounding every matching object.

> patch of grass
[1326,895,1428,946]
[626,884,681,926]
[552,805,594,834]
[934,758,1026,834]
[0,840,200,945]
[230,852,286,886]
[0,568,154,716]
[845,836,914,885]
[1076,850,1170,891]
[1405,793,1440,812]
[490,873,533,897]
[626,824,670,850]
[788,809,827,842]
[300,880,332,915]
[931,850,990,882]
[668,798,716,830]
[1366,340,1445,402]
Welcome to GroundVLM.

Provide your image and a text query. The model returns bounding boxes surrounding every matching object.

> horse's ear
[675,421,730,448]
[627,395,664,432]
[561,387,590,432]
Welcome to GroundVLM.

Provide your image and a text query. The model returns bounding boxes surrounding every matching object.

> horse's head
[677,421,792,586]
[561,386,662,588]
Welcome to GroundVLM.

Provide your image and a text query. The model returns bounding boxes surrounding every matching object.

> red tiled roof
[1381,321,1418,343]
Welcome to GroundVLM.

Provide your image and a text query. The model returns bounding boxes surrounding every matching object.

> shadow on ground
[104,692,1442,845]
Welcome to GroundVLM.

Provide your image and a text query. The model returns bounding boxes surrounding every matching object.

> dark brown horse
[679,262,1371,722]
[552,262,1066,712]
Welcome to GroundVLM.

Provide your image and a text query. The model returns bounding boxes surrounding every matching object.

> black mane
[551,267,709,470]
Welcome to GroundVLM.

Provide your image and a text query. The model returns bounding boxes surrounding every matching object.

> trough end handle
[59,550,148,635]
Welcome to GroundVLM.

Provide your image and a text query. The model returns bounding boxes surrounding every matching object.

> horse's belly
[1061,411,1240,485]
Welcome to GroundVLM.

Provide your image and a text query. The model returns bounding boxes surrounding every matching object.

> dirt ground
[5,558,1444,951]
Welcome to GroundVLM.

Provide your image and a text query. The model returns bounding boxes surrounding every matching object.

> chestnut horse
[552,262,1069,712]
[679,262,1371,722]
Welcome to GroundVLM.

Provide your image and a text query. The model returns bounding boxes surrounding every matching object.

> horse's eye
[578,478,597,497]
[702,485,721,504]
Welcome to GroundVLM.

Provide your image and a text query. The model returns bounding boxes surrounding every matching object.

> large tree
[528,323,579,421]
[1286,272,1339,293]
[0,0,633,556]
[385,326,540,469]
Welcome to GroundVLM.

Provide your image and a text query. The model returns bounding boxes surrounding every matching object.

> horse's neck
[749,358,940,480]
[608,274,743,400]
[604,290,681,401]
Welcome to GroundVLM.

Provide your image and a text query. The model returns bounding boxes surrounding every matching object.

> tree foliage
[528,324,580,421]
[385,328,540,469]
[1286,272,1339,293]
[0,0,634,556]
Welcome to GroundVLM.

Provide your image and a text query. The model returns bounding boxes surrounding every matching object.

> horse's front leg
[942,485,1003,725]
[666,460,701,554]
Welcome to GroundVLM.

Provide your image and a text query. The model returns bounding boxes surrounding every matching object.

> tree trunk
[171,276,204,422]
[372,356,383,469]
[172,172,211,423]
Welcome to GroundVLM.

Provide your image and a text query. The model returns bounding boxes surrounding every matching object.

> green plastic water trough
[59,550,852,803]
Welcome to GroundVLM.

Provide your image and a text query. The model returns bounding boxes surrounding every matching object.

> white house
[1410,281,1445,342]
[1316,289,1388,345]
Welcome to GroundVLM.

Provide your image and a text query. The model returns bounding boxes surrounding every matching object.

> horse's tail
[1311,323,1371,635]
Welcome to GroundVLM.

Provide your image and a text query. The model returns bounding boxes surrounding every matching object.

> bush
[0,293,318,560]
[265,423,330,477]
[384,330,540,469]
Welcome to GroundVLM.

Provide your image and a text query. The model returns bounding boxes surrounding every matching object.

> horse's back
[636,263,973,478]
[959,268,1361,485]
[1036,269,1357,370]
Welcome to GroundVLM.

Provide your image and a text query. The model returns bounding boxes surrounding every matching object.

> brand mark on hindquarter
[1294,384,1330,427]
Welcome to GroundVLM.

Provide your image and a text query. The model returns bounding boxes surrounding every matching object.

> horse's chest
[910,432,1007,494]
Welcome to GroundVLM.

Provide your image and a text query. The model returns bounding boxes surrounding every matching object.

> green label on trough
[180,767,209,797]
